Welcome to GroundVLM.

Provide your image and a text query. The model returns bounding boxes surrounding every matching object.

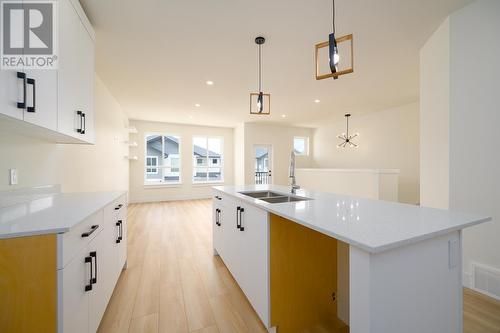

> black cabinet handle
[115,204,123,211]
[214,196,222,201]
[236,206,240,229]
[239,207,245,231]
[17,72,26,109]
[90,251,97,284]
[116,220,123,243]
[81,225,99,238]
[77,111,83,133]
[218,209,221,226]
[82,112,86,134]
[84,255,93,292]
[26,78,35,112]
[215,208,221,226]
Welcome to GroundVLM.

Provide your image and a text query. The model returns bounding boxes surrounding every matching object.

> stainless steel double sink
[238,190,312,204]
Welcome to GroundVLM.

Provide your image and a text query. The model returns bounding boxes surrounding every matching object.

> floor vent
[472,262,500,301]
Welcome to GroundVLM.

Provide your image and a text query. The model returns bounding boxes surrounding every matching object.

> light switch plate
[9,169,18,185]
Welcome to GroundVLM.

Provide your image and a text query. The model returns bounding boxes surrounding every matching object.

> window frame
[144,133,182,186]
[192,136,224,184]
[293,136,309,156]
[146,156,159,174]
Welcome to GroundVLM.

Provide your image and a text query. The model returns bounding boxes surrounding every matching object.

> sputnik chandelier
[337,114,359,148]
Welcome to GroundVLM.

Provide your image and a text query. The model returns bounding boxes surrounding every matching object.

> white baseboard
[129,193,212,204]
[470,262,500,301]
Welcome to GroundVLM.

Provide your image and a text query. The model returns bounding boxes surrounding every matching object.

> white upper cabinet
[23,69,58,130]
[58,0,95,144]
[0,0,95,144]
[0,70,25,120]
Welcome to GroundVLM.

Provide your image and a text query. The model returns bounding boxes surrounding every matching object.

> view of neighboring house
[146,135,181,182]
[254,147,270,184]
[254,148,268,172]
[146,135,222,183]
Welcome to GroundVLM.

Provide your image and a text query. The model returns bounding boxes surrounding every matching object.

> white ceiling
[80,0,471,128]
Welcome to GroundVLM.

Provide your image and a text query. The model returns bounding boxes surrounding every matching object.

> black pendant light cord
[346,114,349,137]
[332,0,336,34]
[258,44,262,92]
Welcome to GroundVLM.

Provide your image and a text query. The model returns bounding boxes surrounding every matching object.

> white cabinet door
[116,206,127,275]
[88,227,112,333]
[104,202,120,283]
[60,244,90,333]
[23,69,58,130]
[57,0,95,143]
[233,203,269,326]
[219,196,240,277]
[0,69,25,120]
[213,197,224,256]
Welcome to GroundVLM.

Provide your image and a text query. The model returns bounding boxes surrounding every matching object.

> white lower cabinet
[213,197,224,256]
[60,243,91,333]
[116,206,128,275]
[88,222,113,333]
[58,194,127,333]
[212,193,270,327]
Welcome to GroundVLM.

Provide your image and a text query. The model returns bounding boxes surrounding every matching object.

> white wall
[234,123,245,185]
[128,120,234,203]
[420,18,450,209]
[449,0,500,286]
[0,76,129,193]
[312,103,420,204]
[242,123,314,186]
[420,0,500,289]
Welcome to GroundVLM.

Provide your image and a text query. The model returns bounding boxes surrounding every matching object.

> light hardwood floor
[98,200,500,333]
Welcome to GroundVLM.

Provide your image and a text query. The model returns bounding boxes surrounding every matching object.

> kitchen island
[212,185,490,333]
[0,187,128,333]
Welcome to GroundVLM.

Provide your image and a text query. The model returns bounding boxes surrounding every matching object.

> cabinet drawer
[116,195,127,220]
[213,192,226,204]
[105,196,126,221]
[58,210,103,269]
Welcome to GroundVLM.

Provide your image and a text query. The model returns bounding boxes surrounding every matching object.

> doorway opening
[254,145,272,184]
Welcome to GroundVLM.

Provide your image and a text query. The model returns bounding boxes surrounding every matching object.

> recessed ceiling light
[281,114,286,118]
[206,81,214,86]
[314,99,321,103]
[195,103,201,107]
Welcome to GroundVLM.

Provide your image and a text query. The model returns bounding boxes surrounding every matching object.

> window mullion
[206,137,209,181]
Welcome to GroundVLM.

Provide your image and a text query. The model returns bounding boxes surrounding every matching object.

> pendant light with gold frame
[250,36,270,115]
[315,0,354,80]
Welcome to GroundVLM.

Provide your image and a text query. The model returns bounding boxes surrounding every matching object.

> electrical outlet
[9,169,18,185]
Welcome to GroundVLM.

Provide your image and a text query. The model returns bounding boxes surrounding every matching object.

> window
[145,134,181,184]
[293,137,309,156]
[193,136,223,183]
[146,156,158,174]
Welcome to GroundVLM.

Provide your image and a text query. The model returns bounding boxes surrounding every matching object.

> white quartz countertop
[0,191,126,239]
[213,185,491,253]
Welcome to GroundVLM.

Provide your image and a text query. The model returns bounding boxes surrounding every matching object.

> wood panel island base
[270,214,349,333]
[212,185,491,333]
